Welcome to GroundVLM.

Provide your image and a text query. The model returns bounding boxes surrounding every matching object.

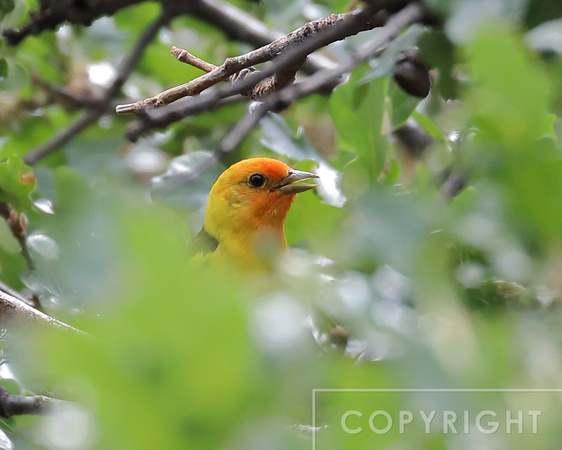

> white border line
[311,389,562,450]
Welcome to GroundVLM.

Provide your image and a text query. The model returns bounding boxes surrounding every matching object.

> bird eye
[248,173,266,188]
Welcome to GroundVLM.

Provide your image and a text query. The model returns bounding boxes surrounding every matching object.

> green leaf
[260,113,321,161]
[412,111,445,141]
[418,30,457,98]
[0,379,20,395]
[114,2,160,31]
[0,156,37,212]
[384,159,400,185]
[0,109,70,160]
[0,0,14,18]
[151,152,222,211]
[389,79,420,127]
[359,25,426,85]
[467,27,551,148]
[330,68,389,183]
[0,59,7,80]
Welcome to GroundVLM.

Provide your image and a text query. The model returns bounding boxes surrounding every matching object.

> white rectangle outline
[311,389,562,450]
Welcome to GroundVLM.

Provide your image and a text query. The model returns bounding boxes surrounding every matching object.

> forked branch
[115,6,389,115]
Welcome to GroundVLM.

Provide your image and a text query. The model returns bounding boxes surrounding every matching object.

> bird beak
[274,169,319,195]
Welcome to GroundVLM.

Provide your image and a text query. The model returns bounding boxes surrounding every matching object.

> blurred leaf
[315,160,347,208]
[0,379,20,395]
[360,25,426,85]
[16,34,64,83]
[151,151,222,211]
[389,80,420,127]
[0,250,26,289]
[339,187,427,273]
[20,205,259,450]
[501,140,562,244]
[525,0,562,28]
[260,113,321,161]
[330,69,388,183]
[0,61,29,94]
[412,111,445,141]
[445,0,528,44]
[114,2,160,31]
[0,0,14,18]
[384,159,400,185]
[0,109,71,160]
[450,185,478,212]
[20,168,118,314]
[285,184,344,256]
[418,30,457,98]
[0,155,36,212]
[0,427,13,450]
[138,41,203,87]
[468,27,552,147]
[0,60,8,80]
[526,18,562,54]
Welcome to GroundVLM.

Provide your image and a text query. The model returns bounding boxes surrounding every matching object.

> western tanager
[190,157,318,270]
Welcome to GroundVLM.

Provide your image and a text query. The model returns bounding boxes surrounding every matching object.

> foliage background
[1,0,562,448]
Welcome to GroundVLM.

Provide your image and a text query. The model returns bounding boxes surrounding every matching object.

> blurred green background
[1,0,562,448]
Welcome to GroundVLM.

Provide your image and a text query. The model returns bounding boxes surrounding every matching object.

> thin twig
[31,73,102,110]
[172,46,217,72]
[440,170,467,199]
[23,111,101,166]
[22,9,170,166]
[170,46,306,99]
[116,6,388,115]
[0,203,35,271]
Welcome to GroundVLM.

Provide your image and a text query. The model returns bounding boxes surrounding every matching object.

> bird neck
[204,189,295,269]
[213,224,288,270]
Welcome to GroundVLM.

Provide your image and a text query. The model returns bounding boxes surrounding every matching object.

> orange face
[205,157,318,239]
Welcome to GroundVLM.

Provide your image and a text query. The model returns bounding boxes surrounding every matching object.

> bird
[189,157,319,270]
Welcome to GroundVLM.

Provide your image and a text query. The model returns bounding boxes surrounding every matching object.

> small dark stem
[0,385,69,418]
[0,203,35,272]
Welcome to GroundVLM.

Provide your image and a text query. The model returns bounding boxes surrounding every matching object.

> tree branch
[214,2,425,159]
[2,0,144,45]
[0,385,69,418]
[135,2,425,186]
[6,0,343,163]
[172,46,217,72]
[0,289,85,334]
[22,111,101,166]
[116,6,388,115]
[126,2,423,143]
[30,73,102,111]
[190,0,336,74]
[169,46,306,100]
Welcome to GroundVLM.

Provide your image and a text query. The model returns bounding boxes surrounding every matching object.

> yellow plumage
[190,158,318,270]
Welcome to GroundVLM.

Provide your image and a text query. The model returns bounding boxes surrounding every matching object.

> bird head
[203,158,318,263]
